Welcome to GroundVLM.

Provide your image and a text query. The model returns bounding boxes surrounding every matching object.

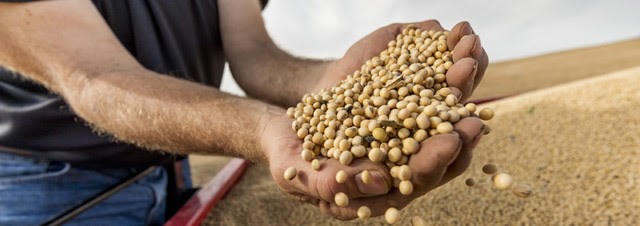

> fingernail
[355,171,389,195]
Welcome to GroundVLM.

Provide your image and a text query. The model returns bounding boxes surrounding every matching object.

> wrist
[257,104,286,165]
[310,59,343,93]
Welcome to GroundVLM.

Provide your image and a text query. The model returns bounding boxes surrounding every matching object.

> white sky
[220,0,640,95]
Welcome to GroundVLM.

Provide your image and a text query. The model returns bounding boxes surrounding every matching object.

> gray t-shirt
[0,0,265,168]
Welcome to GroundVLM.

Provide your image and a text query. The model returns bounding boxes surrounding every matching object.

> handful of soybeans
[285,26,494,224]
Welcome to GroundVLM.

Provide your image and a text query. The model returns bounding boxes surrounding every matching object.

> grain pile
[188,155,233,186]
[282,26,495,217]
[204,67,640,225]
[473,38,640,99]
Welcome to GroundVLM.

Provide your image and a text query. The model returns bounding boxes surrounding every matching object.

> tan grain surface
[203,67,640,225]
[188,155,233,187]
[194,41,640,225]
[473,38,640,99]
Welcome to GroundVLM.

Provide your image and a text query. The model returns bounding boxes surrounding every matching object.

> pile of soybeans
[282,26,515,224]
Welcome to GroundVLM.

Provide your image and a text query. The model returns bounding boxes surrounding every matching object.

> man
[0,0,488,224]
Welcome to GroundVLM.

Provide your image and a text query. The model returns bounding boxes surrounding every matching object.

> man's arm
[0,0,279,163]
[218,0,339,108]
[1,0,490,220]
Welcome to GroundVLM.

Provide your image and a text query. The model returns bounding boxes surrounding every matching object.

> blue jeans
[0,152,167,226]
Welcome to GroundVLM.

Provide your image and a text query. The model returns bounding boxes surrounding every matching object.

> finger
[447,21,474,49]
[451,34,487,91]
[318,134,463,220]
[286,156,393,204]
[408,133,462,188]
[319,130,474,220]
[452,34,483,63]
[445,57,478,102]
[440,117,484,183]
[316,158,393,200]
[364,130,473,203]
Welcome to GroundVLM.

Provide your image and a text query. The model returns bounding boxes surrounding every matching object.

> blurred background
[220,0,640,96]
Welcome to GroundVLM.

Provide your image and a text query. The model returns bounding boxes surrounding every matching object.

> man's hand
[319,20,489,103]
[261,20,489,220]
[261,112,484,220]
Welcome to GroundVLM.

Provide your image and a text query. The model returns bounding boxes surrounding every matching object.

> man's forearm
[64,69,280,163]
[218,0,336,108]
[0,0,282,164]
[228,44,334,107]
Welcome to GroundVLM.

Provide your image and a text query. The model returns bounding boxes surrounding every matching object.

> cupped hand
[318,20,489,103]
[262,113,485,220]
[265,19,490,220]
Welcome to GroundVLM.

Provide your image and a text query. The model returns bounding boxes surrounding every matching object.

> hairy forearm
[218,0,335,108]
[70,70,284,164]
[63,69,280,163]
[0,0,282,164]
[229,45,333,107]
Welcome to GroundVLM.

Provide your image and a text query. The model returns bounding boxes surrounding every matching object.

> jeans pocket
[0,153,71,184]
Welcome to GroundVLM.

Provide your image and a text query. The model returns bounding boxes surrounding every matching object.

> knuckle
[315,171,341,201]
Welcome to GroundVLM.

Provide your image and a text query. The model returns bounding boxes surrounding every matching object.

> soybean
[399,180,414,195]
[512,184,533,198]
[411,216,428,226]
[398,165,412,181]
[335,192,349,207]
[402,138,420,155]
[482,164,498,175]
[372,128,388,142]
[357,206,372,219]
[492,173,514,190]
[465,178,476,187]
[311,159,320,171]
[479,107,495,120]
[339,151,354,165]
[436,121,454,134]
[336,170,347,183]
[361,170,372,184]
[385,207,400,224]
[284,167,297,180]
